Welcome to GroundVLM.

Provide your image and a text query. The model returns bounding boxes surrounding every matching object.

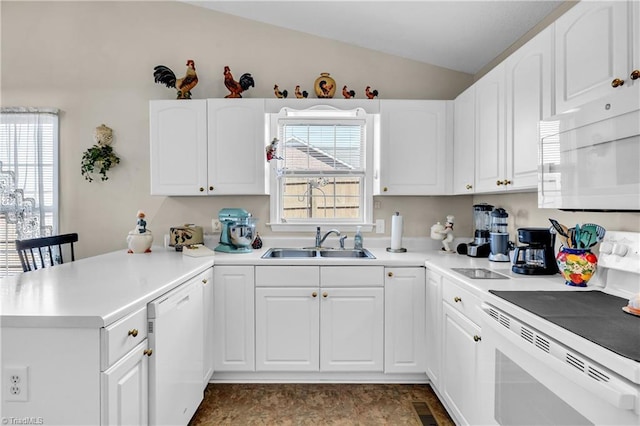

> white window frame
[268,106,375,232]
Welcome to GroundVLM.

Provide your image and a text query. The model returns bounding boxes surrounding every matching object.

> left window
[0,108,59,276]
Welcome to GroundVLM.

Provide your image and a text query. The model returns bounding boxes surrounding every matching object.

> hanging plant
[81,124,120,182]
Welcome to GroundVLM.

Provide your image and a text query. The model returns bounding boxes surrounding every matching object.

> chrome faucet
[315,227,341,248]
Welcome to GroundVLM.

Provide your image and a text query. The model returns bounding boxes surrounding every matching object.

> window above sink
[268,106,375,232]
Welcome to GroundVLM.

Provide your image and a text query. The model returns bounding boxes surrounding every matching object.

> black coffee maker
[512,227,559,275]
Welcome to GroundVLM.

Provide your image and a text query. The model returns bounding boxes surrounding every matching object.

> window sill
[267,223,375,233]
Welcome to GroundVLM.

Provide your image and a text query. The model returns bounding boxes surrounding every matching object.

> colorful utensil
[582,223,606,244]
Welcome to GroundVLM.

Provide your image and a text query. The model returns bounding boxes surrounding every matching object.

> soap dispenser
[354,226,363,250]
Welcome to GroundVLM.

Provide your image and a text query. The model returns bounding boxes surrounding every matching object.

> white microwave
[539,86,640,211]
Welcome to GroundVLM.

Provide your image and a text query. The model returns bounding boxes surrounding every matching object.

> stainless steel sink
[261,248,375,259]
[262,248,317,258]
[319,249,375,258]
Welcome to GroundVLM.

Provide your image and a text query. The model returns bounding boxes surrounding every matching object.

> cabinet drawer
[320,266,384,287]
[101,306,148,370]
[256,266,319,287]
[442,278,481,325]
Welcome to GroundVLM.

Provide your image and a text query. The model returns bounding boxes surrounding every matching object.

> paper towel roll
[391,212,403,250]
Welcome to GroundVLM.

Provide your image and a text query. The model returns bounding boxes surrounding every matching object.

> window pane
[281,176,362,220]
[281,124,363,172]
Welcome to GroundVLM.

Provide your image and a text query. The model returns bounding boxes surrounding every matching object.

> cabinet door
[207,99,267,195]
[377,100,452,195]
[101,340,149,426]
[441,303,482,426]
[213,265,255,371]
[453,86,476,194]
[384,267,426,373]
[505,27,552,191]
[474,64,506,193]
[425,269,442,389]
[555,1,630,113]
[255,287,320,371]
[150,100,208,195]
[320,287,384,371]
[202,268,214,388]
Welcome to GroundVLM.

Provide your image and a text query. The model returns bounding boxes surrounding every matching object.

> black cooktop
[489,290,640,363]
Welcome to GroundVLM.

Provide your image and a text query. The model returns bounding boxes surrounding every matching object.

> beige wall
[1,1,637,258]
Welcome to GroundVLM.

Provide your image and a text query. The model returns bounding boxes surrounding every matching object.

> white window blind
[0,107,59,276]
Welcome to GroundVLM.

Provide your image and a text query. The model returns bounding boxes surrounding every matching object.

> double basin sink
[262,247,376,259]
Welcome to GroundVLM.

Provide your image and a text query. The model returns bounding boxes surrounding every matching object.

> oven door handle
[481,303,638,411]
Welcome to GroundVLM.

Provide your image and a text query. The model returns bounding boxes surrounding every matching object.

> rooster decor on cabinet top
[294,85,308,98]
[273,85,288,98]
[224,66,255,98]
[365,86,379,99]
[153,60,198,99]
[342,86,356,99]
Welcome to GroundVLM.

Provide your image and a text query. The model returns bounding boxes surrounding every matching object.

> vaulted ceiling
[184,1,566,75]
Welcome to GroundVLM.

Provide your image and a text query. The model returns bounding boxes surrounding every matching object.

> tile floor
[189,383,455,425]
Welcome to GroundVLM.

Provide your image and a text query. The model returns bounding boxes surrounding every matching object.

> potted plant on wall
[81,124,120,182]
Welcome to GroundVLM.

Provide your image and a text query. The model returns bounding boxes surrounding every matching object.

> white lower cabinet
[384,267,426,373]
[256,287,320,371]
[320,287,384,372]
[213,265,255,371]
[440,277,483,426]
[254,266,384,373]
[101,340,149,425]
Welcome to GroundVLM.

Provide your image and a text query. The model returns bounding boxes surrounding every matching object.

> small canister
[169,224,204,247]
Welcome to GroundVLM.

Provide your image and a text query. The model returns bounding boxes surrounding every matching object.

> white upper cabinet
[150,100,208,195]
[377,100,453,195]
[555,1,633,114]
[474,63,507,193]
[207,99,267,195]
[453,86,476,194]
[505,26,553,191]
[150,99,267,196]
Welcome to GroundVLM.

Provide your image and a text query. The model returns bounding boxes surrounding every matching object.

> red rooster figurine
[153,60,198,99]
[342,86,356,99]
[224,66,255,98]
[365,86,379,99]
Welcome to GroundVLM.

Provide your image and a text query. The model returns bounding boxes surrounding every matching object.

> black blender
[458,203,493,258]
[488,208,511,262]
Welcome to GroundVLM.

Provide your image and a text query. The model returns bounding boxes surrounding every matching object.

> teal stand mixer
[214,208,258,253]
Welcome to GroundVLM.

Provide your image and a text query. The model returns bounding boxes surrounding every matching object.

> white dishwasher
[148,275,204,426]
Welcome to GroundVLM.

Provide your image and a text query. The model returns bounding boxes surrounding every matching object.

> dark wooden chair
[15,233,79,272]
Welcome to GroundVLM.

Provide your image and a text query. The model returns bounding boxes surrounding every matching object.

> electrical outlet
[376,219,385,234]
[212,219,222,233]
[4,366,28,402]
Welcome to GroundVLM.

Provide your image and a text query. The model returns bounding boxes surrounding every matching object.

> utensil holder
[556,247,597,287]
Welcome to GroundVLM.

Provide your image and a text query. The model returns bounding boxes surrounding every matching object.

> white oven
[478,303,640,425]
[477,231,640,426]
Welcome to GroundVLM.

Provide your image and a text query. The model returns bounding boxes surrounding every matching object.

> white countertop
[1,236,582,329]
[0,248,213,328]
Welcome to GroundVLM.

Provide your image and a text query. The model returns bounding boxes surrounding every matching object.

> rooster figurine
[274,85,288,99]
[265,138,282,162]
[224,66,255,98]
[153,60,198,99]
[342,86,356,99]
[294,85,308,99]
[365,86,379,99]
